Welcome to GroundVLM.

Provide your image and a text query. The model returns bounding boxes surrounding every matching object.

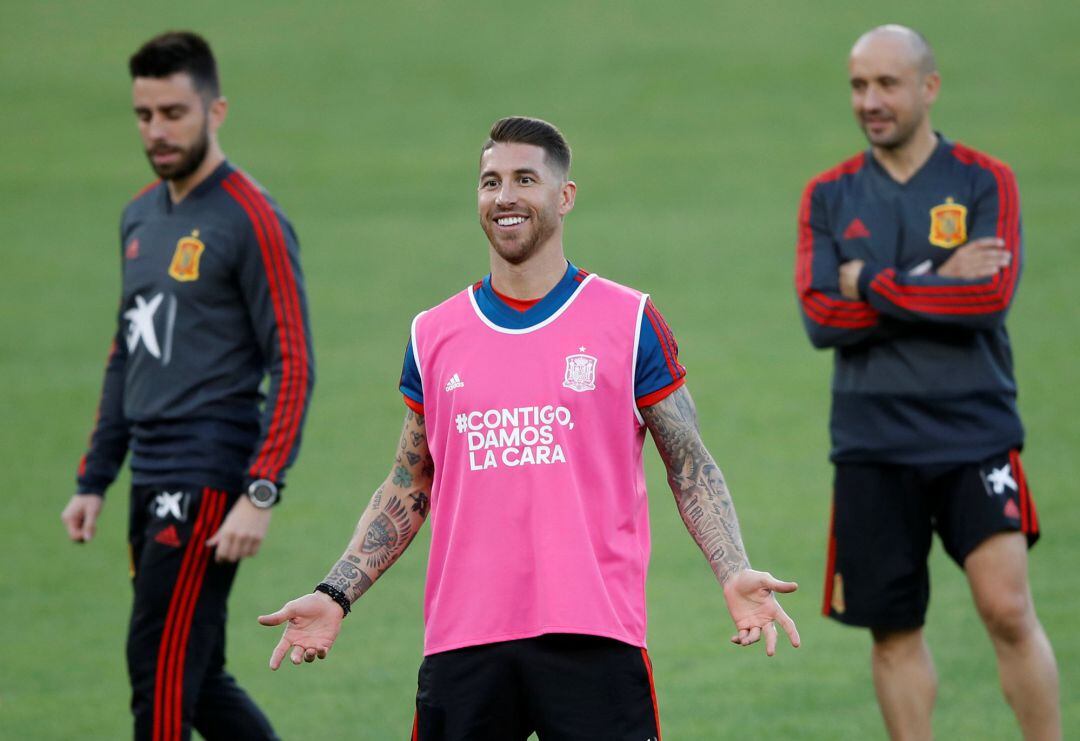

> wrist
[856,261,881,300]
[314,582,351,617]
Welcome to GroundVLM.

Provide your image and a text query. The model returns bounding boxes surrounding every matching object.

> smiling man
[260,116,799,740]
[796,25,1059,740]
[61,31,314,740]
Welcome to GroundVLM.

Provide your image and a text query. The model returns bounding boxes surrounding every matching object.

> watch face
[248,481,278,507]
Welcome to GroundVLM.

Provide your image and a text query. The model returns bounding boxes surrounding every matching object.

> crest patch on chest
[928,198,967,249]
[563,347,597,392]
[169,230,205,281]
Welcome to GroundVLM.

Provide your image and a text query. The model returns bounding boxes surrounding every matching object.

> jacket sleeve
[231,192,315,491]
[76,304,131,495]
[857,163,1022,330]
[796,180,883,348]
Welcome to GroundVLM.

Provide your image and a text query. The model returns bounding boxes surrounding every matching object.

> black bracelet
[314,583,351,617]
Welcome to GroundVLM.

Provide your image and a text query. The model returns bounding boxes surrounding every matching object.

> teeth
[496,216,526,226]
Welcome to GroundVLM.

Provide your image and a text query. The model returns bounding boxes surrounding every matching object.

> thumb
[206,528,222,547]
[764,577,799,594]
[258,607,292,627]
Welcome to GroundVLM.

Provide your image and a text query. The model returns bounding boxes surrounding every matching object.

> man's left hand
[207,495,272,562]
[723,568,801,656]
[838,259,865,300]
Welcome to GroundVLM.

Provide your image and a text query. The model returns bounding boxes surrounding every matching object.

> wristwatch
[246,479,280,509]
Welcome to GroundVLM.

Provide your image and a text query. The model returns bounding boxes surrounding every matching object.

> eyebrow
[479,167,542,180]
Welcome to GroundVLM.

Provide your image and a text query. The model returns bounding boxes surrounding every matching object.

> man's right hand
[258,592,345,670]
[937,237,1010,279]
[61,493,103,543]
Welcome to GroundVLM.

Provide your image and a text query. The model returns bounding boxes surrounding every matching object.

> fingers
[269,635,290,670]
[776,606,802,649]
[290,644,304,665]
[964,237,1005,250]
[81,509,99,543]
[61,509,83,541]
[209,530,263,562]
[765,622,778,657]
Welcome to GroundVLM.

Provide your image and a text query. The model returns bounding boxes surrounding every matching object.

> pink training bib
[412,274,654,655]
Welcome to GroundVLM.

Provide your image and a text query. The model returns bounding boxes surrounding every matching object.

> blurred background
[1,1,1076,737]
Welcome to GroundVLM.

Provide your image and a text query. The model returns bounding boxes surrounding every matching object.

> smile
[495,216,527,227]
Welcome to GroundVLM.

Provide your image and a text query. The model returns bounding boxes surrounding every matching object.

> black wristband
[314,583,351,617]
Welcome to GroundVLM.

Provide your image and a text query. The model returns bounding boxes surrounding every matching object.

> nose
[495,181,516,207]
[861,85,882,111]
[146,113,168,141]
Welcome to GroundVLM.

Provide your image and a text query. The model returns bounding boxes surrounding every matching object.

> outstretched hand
[722,569,800,656]
[258,592,345,670]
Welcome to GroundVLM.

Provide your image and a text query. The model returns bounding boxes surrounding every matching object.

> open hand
[723,569,801,656]
[258,592,345,669]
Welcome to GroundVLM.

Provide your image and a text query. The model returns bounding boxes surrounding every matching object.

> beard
[481,207,560,266]
[145,121,210,181]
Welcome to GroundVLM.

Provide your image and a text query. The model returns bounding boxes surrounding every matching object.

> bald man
[795,25,1060,740]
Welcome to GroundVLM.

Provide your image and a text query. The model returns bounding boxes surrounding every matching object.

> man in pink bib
[260,117,800,740]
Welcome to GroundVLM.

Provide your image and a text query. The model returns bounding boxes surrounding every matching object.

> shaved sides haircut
[854,24,937,76]
[482,116,572,177]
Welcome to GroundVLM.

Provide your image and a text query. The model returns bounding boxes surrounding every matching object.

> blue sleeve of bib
[399,340,424,413]
[635,298,687,407]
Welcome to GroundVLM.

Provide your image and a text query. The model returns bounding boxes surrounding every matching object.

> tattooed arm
[259,409,434,669]
[643,386,801,656]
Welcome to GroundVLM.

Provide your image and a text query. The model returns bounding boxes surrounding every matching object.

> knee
[870,627,925,664]
[977,593,1035,645]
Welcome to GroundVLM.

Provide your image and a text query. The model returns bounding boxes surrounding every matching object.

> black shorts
[822,449,1039,629]
[412,634,661,741]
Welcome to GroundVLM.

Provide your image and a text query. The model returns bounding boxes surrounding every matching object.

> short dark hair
[129,31,220,99]
[482,117,572,176]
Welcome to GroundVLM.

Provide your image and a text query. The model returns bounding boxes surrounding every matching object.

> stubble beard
[483,208,558,266]
[146,119,210,181]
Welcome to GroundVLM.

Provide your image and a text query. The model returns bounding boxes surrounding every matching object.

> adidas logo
[154,524,182,548]
[842,217,871,240]
[444,373,464,392]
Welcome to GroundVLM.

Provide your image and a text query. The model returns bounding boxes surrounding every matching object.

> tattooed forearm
[321,410,435,605]
[642,386,750,584]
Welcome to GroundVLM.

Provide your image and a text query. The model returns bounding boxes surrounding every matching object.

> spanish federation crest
[169,230,205,282]
[928,197,968,249]
[563,348,597,393]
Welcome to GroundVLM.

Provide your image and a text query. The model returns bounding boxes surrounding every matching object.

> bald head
[852,25,937,77]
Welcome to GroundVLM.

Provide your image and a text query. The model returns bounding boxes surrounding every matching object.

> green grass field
[2,1,1077,737]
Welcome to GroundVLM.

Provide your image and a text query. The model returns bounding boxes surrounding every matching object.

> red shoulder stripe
[230,173,310,479]
[796,153,880,329]
[223,173,310,481]
[643,299,684,383]
[229,173,308,477]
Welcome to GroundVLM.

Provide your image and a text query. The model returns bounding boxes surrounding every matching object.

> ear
[559,180,577,216]
[208,96,229,134]
[923,71,941,106]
